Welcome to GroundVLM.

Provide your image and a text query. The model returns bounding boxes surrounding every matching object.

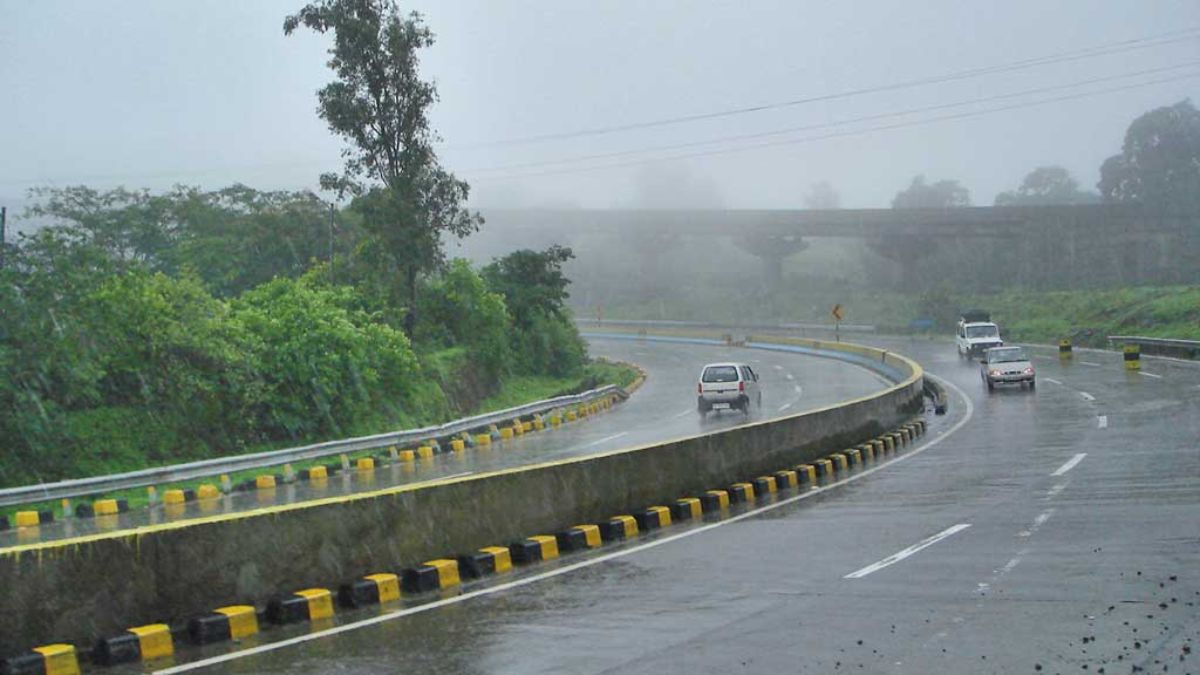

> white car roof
[701,362,746,369]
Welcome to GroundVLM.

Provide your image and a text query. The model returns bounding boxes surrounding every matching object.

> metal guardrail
[0,385,623,508]
[1107,335,1200,359]
[578,318,877,332]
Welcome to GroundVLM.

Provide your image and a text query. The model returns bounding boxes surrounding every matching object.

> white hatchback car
[697,362,761,415]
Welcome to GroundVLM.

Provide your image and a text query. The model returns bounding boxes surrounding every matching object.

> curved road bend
[0,336,888,549]
[151,336,1199,675]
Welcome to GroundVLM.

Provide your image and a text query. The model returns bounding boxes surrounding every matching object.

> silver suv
[697,362,761,415]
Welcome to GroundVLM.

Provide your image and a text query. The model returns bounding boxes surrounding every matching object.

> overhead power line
[464,61,1200,175]
[450,26,1200,148]
[3,28,1197,189]
[465,71,1200,182]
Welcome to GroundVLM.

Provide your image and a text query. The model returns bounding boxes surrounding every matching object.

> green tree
[891,175,971,208]
[995,166,1100,206]
[26,186,177,267]
[482,245,575,329]
[284,0,481,337]
[483,246,584,377]
[416,259,511,376]
[168,185,348,296]
[1099,99,1200,213]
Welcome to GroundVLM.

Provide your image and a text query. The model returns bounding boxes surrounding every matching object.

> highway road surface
[145,335,1199,675]
[0,336,888,549]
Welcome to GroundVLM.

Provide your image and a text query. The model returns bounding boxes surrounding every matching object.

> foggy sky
[2,0,1198,218]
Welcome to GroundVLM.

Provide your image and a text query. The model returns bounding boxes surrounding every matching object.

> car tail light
[698,383,703,394]
[739,381,745,392]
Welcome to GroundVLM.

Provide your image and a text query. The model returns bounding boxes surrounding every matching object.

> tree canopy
[891,175,971,209]
[1098,99,1200,214]
[285,0,481,335]
[994,166,1100,206]
[482,245,575,329]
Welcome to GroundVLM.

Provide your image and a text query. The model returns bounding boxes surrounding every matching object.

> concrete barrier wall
[0,337,923,654]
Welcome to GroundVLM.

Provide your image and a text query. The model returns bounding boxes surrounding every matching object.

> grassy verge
[580,285,1200,349]
[478,360,638,413]
[846,286,1200,347]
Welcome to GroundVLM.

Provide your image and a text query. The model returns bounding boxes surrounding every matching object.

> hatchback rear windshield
[702,366,739,383]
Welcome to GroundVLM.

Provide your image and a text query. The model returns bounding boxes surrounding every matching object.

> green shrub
[233,278,420,440]
[416,259,511,377]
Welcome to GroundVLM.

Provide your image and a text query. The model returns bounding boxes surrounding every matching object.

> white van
[956,310,1003,359]
[697,362,761,415]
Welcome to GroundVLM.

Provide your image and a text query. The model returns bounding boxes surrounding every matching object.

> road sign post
[831,304,844,341]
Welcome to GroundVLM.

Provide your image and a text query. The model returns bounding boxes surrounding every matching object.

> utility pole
[0,206,7,270]
[328,202,335,284]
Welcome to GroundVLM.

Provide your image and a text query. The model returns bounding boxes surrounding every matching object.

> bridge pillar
[867,235,937,291]
[735,233,808,293]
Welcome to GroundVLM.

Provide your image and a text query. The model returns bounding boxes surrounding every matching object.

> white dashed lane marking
[581,432,628,448]
[844,524,972,579]
[1051,453,1087,476]
[1019,509,1055,538]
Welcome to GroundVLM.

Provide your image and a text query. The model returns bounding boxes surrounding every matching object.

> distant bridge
[479,203,1189,238]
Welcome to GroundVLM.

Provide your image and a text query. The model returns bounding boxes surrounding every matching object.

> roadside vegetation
[0,185,629,489]
[0,1,632,489]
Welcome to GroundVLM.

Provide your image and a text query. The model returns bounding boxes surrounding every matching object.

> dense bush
[233,278,420,440]
[416,259,511,377]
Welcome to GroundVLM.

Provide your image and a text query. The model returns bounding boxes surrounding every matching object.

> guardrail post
[1123,343,1141,371]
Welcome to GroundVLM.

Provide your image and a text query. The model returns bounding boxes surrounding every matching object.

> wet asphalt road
[151,335,1200,675]
[0,336,886,550]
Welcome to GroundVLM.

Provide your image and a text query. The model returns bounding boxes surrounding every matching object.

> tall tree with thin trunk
[285,0,481,336]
